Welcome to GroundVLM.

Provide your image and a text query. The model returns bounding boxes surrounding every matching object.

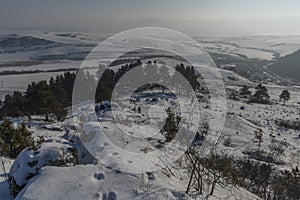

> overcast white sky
[1,0,300,35]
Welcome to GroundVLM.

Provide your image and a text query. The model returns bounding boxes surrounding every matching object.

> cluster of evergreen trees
[175,64,200,91]
[0,60,144,120]
[0,59,202,121]
[238,84,291,105]
[236,84,272,104]
[250,84,271,104]
[96,61,202,99]
[0,72,76,121]
[96,59,142,102]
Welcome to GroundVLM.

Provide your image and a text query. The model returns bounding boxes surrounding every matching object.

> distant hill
[268,49,300,82]
[0,35,61,53]
[0,36,55,47]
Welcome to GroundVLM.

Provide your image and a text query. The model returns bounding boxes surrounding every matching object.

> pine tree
[250,84,270,104]
[162,107,180,142]
[0,91,26,117]
[0,119,33,158]
[279,89,290,106]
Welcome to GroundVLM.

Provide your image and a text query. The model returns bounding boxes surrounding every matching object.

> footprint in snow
[103,191,117,200]
[93,172,105,180]
[146,172,155,180]
[103,142,109,146]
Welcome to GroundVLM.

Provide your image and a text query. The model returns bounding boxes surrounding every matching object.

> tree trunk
[186,161,196,194]
[210,180,217,195]
[197,166,203,195]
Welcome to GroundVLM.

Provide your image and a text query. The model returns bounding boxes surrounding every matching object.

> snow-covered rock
[9,139,77,196]
[15,165,189,200]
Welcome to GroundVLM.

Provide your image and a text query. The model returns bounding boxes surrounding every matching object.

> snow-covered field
[0,72,70,100]
[201,42,275,60]
[222,86,300,168]
[0,61,81,72]
[197,35,300,59]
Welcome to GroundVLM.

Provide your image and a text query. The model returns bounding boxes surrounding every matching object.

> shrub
[161,107,181,142]
[0,118,33,158]
[277,120,300,130]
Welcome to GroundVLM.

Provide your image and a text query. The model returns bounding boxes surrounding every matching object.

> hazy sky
[1,0,300,35]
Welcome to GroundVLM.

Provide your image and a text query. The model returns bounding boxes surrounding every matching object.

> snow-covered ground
[0,31,299,199]
[221,87,300,168]
[15,164,260,200]
[1,80,298,199]
[201,42,275,60]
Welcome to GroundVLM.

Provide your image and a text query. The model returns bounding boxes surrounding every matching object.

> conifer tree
[250,84,270,104]
[279,89,290,106]
[162,107,180,142]
[0,119,33,158]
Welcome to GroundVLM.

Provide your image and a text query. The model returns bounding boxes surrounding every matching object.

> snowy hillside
[268,49,300,82]
[15,164,260,200]
[1,80,298,199]
[0,31,299,199]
